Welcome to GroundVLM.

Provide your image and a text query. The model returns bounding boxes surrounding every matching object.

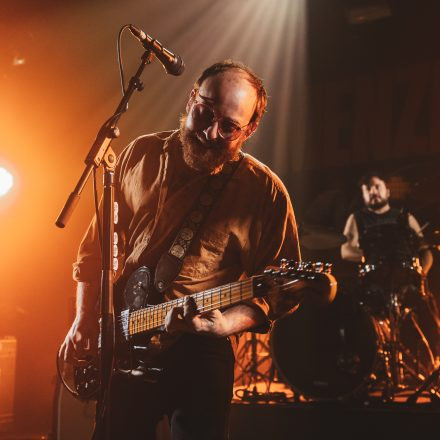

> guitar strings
[117,279,254,333]
[116,279,253,320]
[116,279,305,332]
[116,277,311,336]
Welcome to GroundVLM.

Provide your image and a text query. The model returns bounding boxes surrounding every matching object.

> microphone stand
[56,49,155,440]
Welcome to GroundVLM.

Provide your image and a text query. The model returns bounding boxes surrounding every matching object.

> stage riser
[229,403,440,439]
[50,388,440,440]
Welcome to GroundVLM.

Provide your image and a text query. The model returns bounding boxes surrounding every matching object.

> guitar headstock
[263,259,333,278]
[261,259,338,318]
[282,259,333,273]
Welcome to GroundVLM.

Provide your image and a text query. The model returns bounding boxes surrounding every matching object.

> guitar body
[114,266,181,360]
[58,266,171,401]
[57,260,337,401]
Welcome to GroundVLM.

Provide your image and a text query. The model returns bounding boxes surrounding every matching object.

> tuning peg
[303,261,313,270]
[314,262,323,272]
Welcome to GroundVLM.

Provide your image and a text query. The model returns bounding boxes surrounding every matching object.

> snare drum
[358,258,424,314]
[270,291,387,400]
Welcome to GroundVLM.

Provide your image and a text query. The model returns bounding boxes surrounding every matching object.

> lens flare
[0,167,14,196]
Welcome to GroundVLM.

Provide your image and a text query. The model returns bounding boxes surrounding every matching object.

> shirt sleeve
[72,212,102,284]
[243,174,301,328]
[246,174,300,275]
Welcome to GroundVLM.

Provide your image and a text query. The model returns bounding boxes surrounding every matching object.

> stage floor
[230,381,440,439]
[1,381,438,440]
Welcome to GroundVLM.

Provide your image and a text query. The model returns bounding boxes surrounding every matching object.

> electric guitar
[57,260,337,400]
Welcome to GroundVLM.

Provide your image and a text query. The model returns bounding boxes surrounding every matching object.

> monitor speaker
[52,380,95,440]
[0,336,17,432]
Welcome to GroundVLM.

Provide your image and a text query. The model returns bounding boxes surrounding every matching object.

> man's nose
[203,121,220,140]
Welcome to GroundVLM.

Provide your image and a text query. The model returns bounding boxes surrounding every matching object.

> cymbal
[300,224,346,250]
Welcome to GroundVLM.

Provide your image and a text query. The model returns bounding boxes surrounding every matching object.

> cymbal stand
[235,333,270,385]
[406,364,440,404]
[234,333,275,401]
[380,292,424,401]
[380,292,434,402]
[381,292,405,401]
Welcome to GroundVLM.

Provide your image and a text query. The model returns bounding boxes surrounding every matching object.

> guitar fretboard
[127,278,255,336]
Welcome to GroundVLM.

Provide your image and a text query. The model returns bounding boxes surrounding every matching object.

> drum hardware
[234,333,272,388]
[406,364,440,404]
[233,333,288,403]
[365,289,437,402]
[269,280,437,403]
[269,292,381,401]
[356,256,439,402]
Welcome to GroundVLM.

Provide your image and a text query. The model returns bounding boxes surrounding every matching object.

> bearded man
[341,172,432,272]
[60,60,300,439]
[341,172,439,371]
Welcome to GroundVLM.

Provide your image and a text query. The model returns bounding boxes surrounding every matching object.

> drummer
[341,171,439,364]
[341,171,433,274]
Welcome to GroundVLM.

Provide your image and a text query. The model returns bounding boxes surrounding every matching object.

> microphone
[128,24,185,76]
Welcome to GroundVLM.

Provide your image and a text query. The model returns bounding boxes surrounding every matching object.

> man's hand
[164,296,230,337]
[59,315,99,365]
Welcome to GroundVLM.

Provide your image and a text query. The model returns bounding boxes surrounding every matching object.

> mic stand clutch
[55,49,155,440]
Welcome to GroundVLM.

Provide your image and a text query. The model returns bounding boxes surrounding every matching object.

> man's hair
[193,59,268,126]
[358,170,389,188]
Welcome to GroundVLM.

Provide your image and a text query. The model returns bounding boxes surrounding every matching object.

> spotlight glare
[0,167,14,196]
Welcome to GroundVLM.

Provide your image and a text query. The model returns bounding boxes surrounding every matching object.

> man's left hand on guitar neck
[164,296,267,337]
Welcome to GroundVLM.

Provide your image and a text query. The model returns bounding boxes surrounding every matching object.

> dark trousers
[107,334,235,440]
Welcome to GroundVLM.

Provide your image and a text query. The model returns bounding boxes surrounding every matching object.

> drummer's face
[362,177,390,210]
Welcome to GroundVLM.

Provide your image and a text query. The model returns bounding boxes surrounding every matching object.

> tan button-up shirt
[73,130,300,348]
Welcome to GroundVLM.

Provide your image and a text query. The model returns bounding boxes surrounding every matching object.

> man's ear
[244,120,259,140]
[186,89,197,114]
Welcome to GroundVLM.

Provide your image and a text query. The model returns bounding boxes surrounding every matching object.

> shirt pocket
[180,228,230,278]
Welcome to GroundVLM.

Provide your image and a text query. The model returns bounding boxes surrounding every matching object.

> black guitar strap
[154,152,244,293]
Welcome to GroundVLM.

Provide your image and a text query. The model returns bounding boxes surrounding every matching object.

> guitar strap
[154,152,244,293]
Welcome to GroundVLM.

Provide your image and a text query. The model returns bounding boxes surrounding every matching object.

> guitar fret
[129,277,265,336]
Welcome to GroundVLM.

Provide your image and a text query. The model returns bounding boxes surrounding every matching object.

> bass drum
[270,291,384,400]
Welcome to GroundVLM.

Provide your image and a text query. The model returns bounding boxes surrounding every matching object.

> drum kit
[236,222,440,404]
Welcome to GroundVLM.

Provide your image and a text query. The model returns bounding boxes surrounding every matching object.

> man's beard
[368,197,388,211]
[179,114,242,173]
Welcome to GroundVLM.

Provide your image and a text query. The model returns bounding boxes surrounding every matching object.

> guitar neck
[127,278,256,337]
